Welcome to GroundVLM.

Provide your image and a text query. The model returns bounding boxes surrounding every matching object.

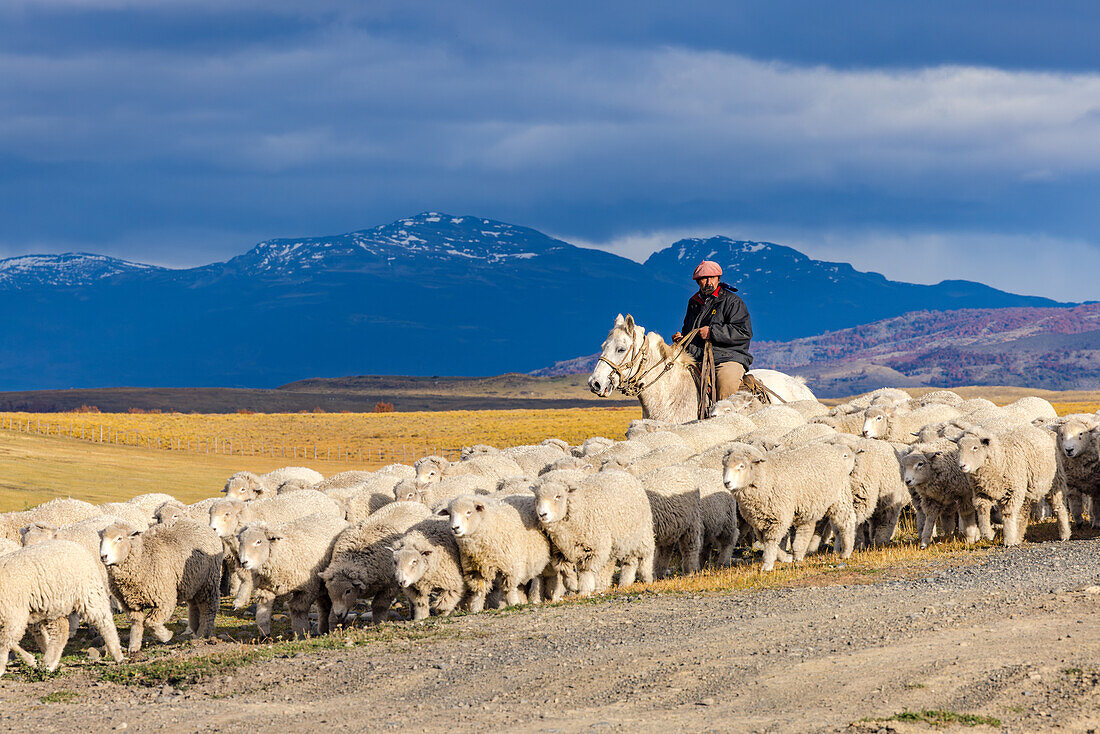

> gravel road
[3,539,1100,733]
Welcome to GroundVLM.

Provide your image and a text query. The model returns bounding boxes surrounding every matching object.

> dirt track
[3,539,1100,733]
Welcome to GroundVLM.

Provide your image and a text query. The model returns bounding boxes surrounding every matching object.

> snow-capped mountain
[0,214,1071,390]
[225,213,567,277]
[0,252,162,290]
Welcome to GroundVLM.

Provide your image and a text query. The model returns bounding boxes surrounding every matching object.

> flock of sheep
[1,386,1098,679]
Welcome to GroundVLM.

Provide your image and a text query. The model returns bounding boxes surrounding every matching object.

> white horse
[587,313,815,423]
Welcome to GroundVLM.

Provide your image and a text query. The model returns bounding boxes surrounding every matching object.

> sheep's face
[1060,419,1094,459]
[415,459,446,486]
[237,525,278,571]
[722,448,763,491]
[321,568,364,623]
[154,502,186,525]
[209,501,244,538]
[223,473,261,501]
[900,450,935,487]
[99,522,139,566]
[445,496,486,538]
[533,482,572,524]
[20,523,56,546]
[861,407,891,439]
[393,542,429,588]
[393,482,422,503]
[956,434,993,474]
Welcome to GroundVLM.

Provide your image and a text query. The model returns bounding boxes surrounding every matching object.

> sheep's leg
[872,502,903,546]
[829,511,856,559]
[636,549,655,583]
[405,588,431,620]
[940,508,958,538]
[186,602,200,637]
[760,537,783,572]
[502,578,526,607]
[975,501,995,540]
[126,611,146,653]
[1088,493,1100,529]
[1067,487,1085,526]
[527,576,544,604]
[11,642,37,670]
[287,594,314,638]
[466,576,490,613]
[919,499,942,549]
[434,588,463,616]
[67,612,81,640]
[232,569,253,610]
[714,535,735,568]
[1046,486,1072,541]
[1001,503,1023,546]
[145,604,175,645]
[370,589,395,624]
[316,591,333,634]
[618,557,639,587]
[40,617,70,672]
[958,504,981,544]
[82,606,124,663]
[680,527,703,574]
[253,592,276,636]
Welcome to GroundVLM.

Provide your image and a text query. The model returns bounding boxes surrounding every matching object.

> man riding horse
[671,260,752,400]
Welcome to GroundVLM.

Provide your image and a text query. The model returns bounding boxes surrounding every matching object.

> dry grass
[0,407,640,459]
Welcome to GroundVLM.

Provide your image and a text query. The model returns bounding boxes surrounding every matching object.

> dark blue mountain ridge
[0,213,1070,390]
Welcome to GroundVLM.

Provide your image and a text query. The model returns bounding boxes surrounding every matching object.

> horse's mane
[649,331,694,367]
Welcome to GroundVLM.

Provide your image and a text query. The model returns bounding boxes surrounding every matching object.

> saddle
[739,373,774,406]
[692,348,774,419]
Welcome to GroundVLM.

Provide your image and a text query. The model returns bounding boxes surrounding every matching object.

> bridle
[597,326,702,398]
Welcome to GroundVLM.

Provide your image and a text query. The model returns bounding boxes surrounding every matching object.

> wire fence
[0,415,462,463]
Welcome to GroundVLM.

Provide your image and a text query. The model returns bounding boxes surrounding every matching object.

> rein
[599,327,702,398]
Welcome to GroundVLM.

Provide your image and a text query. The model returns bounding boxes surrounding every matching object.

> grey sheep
[329,486,395,523]
[532,470,655,595]
[899,440,987,547]
[320,501,431,627]
[441,494,557,612]
[634,465,705,576]
[956,424,1071,546]
[1052,415,1100,528]
[0,540,124,678]
[237,513,347,638]
[100,519,223,653]
[393,518,468,620]
[723,442,856,571]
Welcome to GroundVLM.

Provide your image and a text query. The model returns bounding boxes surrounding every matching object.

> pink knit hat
[692,260,722,280]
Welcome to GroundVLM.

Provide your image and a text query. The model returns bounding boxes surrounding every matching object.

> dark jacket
[680,282,753,367]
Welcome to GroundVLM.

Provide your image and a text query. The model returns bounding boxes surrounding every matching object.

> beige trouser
[716,361,747,400]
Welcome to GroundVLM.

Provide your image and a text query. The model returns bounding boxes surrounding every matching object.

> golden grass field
[1,389,1098,513]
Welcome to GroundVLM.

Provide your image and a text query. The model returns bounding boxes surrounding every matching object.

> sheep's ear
[751,457,766,464]
[473,501,486,512]
[318,567,334,582]
[930,451,942,459]
[980,437,991,446]
[435,507,449,517]
[129,529,142,537]
[421,548,432,557]
[351,578,368,591]
[267,531,286,542]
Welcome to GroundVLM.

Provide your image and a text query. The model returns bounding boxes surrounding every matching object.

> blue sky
[2,1,1099,300]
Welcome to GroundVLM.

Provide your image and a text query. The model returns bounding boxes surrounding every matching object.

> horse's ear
[623,314,635,330]
[614,313,625,326]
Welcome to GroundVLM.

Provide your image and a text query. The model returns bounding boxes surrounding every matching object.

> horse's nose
[588,377,602,394]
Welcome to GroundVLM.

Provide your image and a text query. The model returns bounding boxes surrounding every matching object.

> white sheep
[320,501,431,627]
[912,389,964,408]
[414,454,524,485]
[723,442,856,571]
[710,393,763,415]
[745,405,806,433]
[237,513,348,638]
[223,466,324,501]
[97,502,154,529]
[441,494,556,612]
[329,486,396,523]
[209,490,342,609]
[847,388,912,410]
[0,540,124,677]
[667,414,757,452]
[899,440,986,547]
[126,493,179,516]
[822,434,910,546]
[812,409,869,436]
[499,444,569,475]
[392,518,468,620]
[783,400,831,420]
[956,424,1071,546]
[532,470,655,595]
[393,475,498,509]
[624,418,672,439]
[153,497,219,525]
[100,519,223,653]
[861,402,962,442]
[572,436,616,457]
[600,444,696,476]
[0,498,100,543]
[314,471,405,496]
